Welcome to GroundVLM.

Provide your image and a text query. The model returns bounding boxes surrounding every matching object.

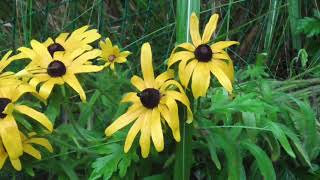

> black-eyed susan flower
[99,38,131,70]
[105,43,192,158]
[0,132,53,171]
[18,40,103,102]
[0,50,26,86]
[0,83,53,170]
[168,12,239,98]
[42,25,101,57]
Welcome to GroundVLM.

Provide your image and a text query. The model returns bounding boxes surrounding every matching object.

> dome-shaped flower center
[47,43,65,57]
[47,60,66,77]
[0,98,11,118]
[108,55,116,62]
[137,88,160,109]
[194,44,213,62]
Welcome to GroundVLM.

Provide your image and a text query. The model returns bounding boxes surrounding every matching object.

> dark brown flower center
[194,44,213,62]
[0,98,11,118]
[137,88,160,109]
[47,60,66,77]
[47,43,65,57]
[108,55,116,62]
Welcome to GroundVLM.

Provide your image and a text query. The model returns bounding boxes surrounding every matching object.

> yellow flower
[105,43,192,158]
[0,132,53,171]
[0,83,53,170]
[99,38,131,70]
[168,12,239,98]
[18,40,103,102]
[0,51,26,86]
[42,25,101,57]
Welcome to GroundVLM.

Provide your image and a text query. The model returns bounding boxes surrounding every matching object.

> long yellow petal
[0,115,23,159]
[150,108,164,152]
[63,73,86,102]
[124,114,144,153]
[115,56,127,63]
[179,59,197,87]
[43,38,54,47]
[14,105,53,132]
[71,65,104,74]
[10,158,21,171]
[141,43,154,88]
[71,49,101,67]
[131,75,146,91]
[55,33,69,45]
[165,91,193,123]
[29,75,51,88]
[17,47,36,61]
[210,41,239,51]
[121,92,140,103]
[167,51,194,67]
[39,78,59,100]
[139,110,151,158]
[164,98,180,135]
[209,61,233,93]
[120,51,131,58]
[202,14,219,44]
[191,62,211,99]
[190,12,202,47]
[213,59,234,82]
[23,144,41,160]
[27,138,53,153]
[158,104,180,142]
[105,104,146,136]
[155,69,174,88]
[159,79,185,94]
[176,42,196,52]
[30,40,52,67]
[213,53,230,60]
[13,84,38,102]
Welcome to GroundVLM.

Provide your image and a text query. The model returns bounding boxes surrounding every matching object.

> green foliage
[297,16,320,37]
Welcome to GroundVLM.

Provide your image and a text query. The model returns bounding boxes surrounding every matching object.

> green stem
[173,1,199,180]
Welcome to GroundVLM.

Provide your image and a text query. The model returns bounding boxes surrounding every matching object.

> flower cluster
[0,12,238,170]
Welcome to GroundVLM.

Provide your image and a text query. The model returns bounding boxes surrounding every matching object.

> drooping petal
[159,80,185,94]
[0,115,23,159]
[131,75,146,91]
[209,61,233,93]
[167,51,194,67]
[213,53,230,60]
[121,92,140,103]
[27,138,53,152]
[210,41,239,51]
[39,78,61,100]
[141,43,154,88]
[178,59,198,87]
[202,14,219,44]
[29,75,51,88]
[150,108,164,152]
[124,114,144,153]
[158,104,180,142]
[139,110,152,158]
[190,12,202,47]
[9,158,21,171]
[105,104,146,136]
[163,98,180,137]
[63,73,86,102]
[23,144,41,159]
[213,59,234,82]
[14,105,53,132]
[191,62,211,99]
[155,69,174,88]
[165,91,193,123]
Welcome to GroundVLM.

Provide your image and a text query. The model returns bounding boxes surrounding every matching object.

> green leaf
[206,134,221,170]
[297,17,320,37]
[240,140,276,180]
[79,90,101,126]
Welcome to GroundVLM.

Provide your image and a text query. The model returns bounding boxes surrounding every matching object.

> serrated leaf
[297,17,320,37]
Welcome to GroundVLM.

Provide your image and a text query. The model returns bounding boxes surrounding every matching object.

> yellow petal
[165,91,193,123]
[39,78,59,100]
[178,59,197,87]
[190,12,202,47]
[63,73,86,102]
[30,40,52,67]
[43,38,54,47]
[81,29,101,44]
[27,138,53,153]
[124,114,144,153]
[176,42,195,52]
[121,92,140,103]
[68,25,89,40]
[55,33,69,45]
[202,14,219,44]
[131,75,146,91]
[120,51,131,58]
[17,47,36,61]
[213,53,230,60]
[213,59,234,82]
[10,158,21,171]
[115,56,127,63]
[72,49,101,67]
[155,69,174,88]
[13,84,37,102]
[192,62,211,99]
[104,38,113,47]
[150,108,164,152]
[210,41,239,51]
[105,104,146,136]
[110,63,115,71]
[209,61,233,93]
[72,65,104,74]
[158,104,180,141]
[140,43,154,88]
[29,75,51,89]
[167,51,194,67]
[23,144,41,160]
[159,80,184,94]
[139,110,152,158]
[164,98,180,135]
[0,115,23,159]
[14,105,53,132]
